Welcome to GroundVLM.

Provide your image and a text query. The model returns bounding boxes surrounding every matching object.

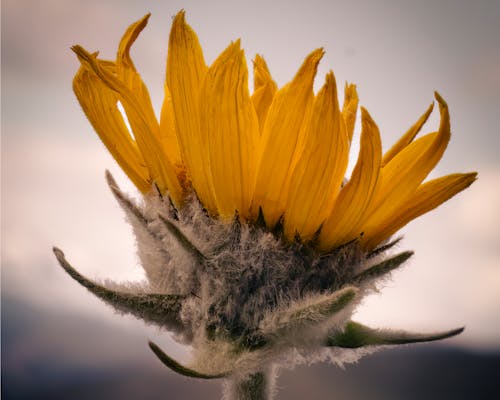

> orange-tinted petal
[166,11,216,212]
[253,48,324,227]
[342,83,359,142]
[251,55,277,133]
[363,172,477,249]
[72,45,184,205]
[361,92,451,247]
[381,102,434,167]
[159,84,183,172]
[200,41,259,219]
[73,62,151,192]
[319,107,382,250]
[284,71,349,241]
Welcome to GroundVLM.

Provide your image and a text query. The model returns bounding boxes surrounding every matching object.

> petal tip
[174,9,186,21]
[311,47,325,62]
[253,53,264,65]
[360,106,372,122]
[434,91,448,109]
[325,70,335,83]
[465,171,479,185]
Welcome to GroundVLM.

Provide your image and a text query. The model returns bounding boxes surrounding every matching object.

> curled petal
[116,14,184,197]
[382,102,434,167]
[72,45,184,204]
[361,92,452,248]
[363,172,477,249]
[73,63,150,192]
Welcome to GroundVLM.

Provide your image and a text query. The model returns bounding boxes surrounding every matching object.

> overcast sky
[2,0,500,381]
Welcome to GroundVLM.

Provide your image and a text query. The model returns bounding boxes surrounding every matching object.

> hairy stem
[225,369,275,400]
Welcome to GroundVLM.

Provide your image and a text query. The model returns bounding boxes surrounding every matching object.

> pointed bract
[354,251,413,282]
[149,341,229,379]
[158,213,208,263]
[53,247,185,331]
[326,321,464,348]
[260,287,357,338]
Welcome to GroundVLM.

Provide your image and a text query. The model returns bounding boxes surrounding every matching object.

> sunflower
[55,10,476,399]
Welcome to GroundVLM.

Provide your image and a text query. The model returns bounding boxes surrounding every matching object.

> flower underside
[59,10,476,398]
[52,172,463,378]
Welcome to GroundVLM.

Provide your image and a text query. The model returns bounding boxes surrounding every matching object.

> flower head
[58,10,476,398]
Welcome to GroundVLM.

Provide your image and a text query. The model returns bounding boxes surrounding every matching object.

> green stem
[226,369,274,400]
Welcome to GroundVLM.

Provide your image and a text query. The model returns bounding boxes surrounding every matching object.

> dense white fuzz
[102,177,402,374]
[54,176,465,399]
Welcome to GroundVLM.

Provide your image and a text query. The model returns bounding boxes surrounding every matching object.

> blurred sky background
[2,0,500,398]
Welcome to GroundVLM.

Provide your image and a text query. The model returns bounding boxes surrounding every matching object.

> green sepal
[158,213,208,263]
[261,287,357,337]
[290,287,357,323]
[368,237,402,258]
[53,247,185,330]
[326,321,464,348]
[106,170,150,226]
[354,251,413,282]
[106,171,172,258]
[148,341,229,379]
[107,171,208,265]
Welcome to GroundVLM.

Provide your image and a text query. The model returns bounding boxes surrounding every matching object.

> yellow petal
[118,14,184,181]
[159,84,183,172]
[253,48,324,227]
[361,92,451,247]
[200,42,259,220]
[73,62,151,193]
[381,102,434,167]
[116,14,152,103]
[284,71,349,241]
[72,45,184,205]
[342,83,359,142]
[251,55,277,133]
[363,172,477,249]
[166,11,216,213]
[318,107,382,250]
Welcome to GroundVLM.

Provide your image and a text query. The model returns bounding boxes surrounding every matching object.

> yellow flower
[72,11,476,252]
